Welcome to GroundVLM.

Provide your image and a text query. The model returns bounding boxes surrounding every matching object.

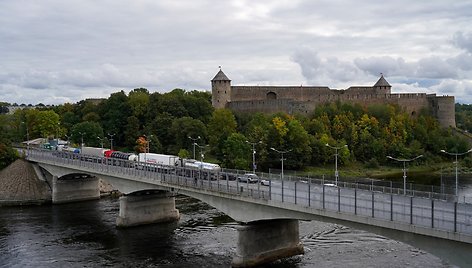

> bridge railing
[27,148,472,239]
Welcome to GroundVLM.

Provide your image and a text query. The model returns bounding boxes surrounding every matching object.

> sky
[1,0,472,105]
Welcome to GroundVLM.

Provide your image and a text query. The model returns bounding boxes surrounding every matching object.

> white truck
[81,146,107,157]
[138,153,180,166]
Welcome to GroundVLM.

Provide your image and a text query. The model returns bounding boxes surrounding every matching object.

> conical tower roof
[374,74,391,87]
[212,69,231,82]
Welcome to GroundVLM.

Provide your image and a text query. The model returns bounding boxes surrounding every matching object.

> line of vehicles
[54,146,268,185]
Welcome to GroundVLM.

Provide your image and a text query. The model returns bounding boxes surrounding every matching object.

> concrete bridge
[26,149,472,267]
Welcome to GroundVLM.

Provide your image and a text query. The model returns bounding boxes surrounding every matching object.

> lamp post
[270,148,292,181]
[56,122,60,147]
[97,137,104,148]
[440,148,472,196]
[78,132,86,149]
[188,136,200,159]
[325,143,348,186]
[21,121,30,154]
[108,133,115,150]
[64,134,70,146]
[387,154,423,195]
[196,144,209,179]
[144,134,153,163]
[246,140,262,174]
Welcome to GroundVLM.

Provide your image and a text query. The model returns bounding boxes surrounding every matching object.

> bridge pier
[232,219,304,267]
[52,175,100,204]
[116,190,180,228]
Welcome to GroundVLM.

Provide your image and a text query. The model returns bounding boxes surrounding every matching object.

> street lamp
[246,140,262,174]
[108,133,115,150]
[270,147,292,181]
[21,121,30,154]
[56,122,60,147]
[64,134,70,146]
[97,136,104,148]
[440,148,472,196]
[325,143,348,186]
[387,154,423,195]
[196,143,209,179]
[144,134,153,163]
[188,136,200,159]
[196,143,209,162]
[78,132,86,149]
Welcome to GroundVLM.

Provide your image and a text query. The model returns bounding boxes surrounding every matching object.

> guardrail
[26,148,472,239]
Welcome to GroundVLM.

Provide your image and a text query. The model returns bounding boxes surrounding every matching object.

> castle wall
[213,70,455,128]
[228,92,433,122]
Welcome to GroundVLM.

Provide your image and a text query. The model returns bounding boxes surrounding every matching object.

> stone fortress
[211,69,456,128]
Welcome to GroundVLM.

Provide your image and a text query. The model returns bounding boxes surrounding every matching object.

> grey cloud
[291,47,362,86]
[415,56,458,79]
[354,56,412,77]
[354,55,461,80]
[453,31,472,54]
[291,47,322,81]
[448,53,472,71]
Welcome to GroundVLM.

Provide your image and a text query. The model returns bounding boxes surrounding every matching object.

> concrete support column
[116,190,180,228]
[52,175,100,204]
[232,219,304,267]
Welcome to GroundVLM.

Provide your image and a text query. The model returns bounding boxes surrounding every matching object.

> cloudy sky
[1,0,472,105]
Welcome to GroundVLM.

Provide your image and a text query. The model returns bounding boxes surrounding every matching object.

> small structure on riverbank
[0,159,52,205]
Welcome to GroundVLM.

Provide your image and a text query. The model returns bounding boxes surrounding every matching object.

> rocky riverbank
[0,159,51,206]
[0,159,121,206]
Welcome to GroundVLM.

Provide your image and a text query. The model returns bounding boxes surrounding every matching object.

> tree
[222,133,251,169]
[0,143,18,170]
[178,149,190,159]
[124,116,141,150]
[285,118,313,169]
[169,117,207,155]
[135,136,147,153]
[207,109,237,159]
[128,88,150,121]
[99,91,131,148]
[33,110,61,138]
[71,121,104,147]
[149,113,175,153]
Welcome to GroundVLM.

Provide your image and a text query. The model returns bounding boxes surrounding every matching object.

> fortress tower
[211,68,231,109]
[373,74,391,95]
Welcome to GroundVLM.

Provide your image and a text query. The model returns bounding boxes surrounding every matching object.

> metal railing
[26,148,472,239]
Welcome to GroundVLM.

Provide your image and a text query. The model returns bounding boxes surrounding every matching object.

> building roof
[212,69,231,81]
[374,74,391,87]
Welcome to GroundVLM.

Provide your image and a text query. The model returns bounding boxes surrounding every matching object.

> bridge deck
[26,149,472,244]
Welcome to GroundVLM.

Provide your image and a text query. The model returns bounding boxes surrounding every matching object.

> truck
[81,146,108,157]
[138,153,180,166]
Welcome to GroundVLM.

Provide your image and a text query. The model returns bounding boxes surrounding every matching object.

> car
[323,183,338,187]
[237,173,259,183]
[260,179,270,186]
[221,173,237,180]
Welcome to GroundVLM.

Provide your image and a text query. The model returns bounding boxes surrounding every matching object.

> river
[1,194,469,268]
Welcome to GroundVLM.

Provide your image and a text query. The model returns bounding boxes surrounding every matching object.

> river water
[1,195,469,268]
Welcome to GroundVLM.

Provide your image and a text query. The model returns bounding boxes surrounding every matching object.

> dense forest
[1,89,472,171]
